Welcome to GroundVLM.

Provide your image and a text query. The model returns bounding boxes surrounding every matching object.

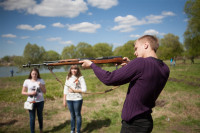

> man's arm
[80,58,143,86]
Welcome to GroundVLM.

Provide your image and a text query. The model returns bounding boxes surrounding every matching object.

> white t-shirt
[23,79,45,102]
[64,75,87,101]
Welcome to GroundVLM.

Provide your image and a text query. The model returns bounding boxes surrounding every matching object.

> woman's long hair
[67,65,82,80]
[28,68,41,79]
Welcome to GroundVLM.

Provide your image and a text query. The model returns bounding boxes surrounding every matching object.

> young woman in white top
[22,68,46,133]
[63,65,87,133]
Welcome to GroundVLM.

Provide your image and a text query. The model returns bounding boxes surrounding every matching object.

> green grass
[0,59,200,133]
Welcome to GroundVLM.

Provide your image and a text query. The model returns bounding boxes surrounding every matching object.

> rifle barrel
[23,56,127,67]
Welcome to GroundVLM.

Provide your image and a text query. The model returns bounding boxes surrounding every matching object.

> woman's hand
[63,100,66,107]
[63,94,66,107]
[37,81,46,94]
[29,91,37,96]
[68,88,75,93]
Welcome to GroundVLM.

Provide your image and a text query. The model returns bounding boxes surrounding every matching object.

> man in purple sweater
[80,35,170,133]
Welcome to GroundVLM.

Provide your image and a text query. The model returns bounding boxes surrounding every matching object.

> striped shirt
[90,57,170,121]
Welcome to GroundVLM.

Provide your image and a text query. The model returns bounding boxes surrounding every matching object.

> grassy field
[0,59,200,133]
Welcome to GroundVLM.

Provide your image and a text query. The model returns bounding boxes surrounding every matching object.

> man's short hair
[138,35,159,52]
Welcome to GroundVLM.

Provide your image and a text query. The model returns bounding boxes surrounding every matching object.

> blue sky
[0,0,188,58]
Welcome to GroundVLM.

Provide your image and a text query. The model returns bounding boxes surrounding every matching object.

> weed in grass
[153,115,168,130]
[181,116,200,127]
[111,100,119,106]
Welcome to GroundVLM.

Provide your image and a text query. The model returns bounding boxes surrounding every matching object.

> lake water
[0,66,67,77]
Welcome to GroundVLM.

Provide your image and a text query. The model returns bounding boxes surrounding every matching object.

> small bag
[24,101,33,110]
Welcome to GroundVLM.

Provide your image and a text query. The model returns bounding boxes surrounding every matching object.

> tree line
[1,0,199,66]
[0,33,194,67]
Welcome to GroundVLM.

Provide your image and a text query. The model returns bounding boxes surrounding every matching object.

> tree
[61,45,77,59]
[93,43,113,57]
[157,33,184,60]
[13,56,25,67]
[23,43,45,63]
[43,50,60,61]
[113,40,136,60]
[184,0,200,63]
[76,42,95,58]
[1,56,11,62]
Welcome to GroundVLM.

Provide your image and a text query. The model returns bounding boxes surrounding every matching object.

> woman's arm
[21,86,36,96]
[68,77,87,93]
[38,79,46,94]
[38,82,46,94]
[63,94,66,107]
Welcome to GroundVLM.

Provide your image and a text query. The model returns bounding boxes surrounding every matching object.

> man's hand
[121,57,130,66]
[79,60,93,68]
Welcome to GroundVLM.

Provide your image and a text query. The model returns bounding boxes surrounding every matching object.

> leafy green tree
[23,43,46,63]
[61,45,77,59]
[43,50,60,61]
[13,56,25,67]
[76,42,95,58]
[157,33,184,60]
[93,43,113,57]
[1,56,11,62]
[184,0,200,63]
[113,40,136,60]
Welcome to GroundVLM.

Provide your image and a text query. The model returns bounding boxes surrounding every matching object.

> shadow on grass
[44,120,70,133]
[82,118,111,133]
[0,120,18,127]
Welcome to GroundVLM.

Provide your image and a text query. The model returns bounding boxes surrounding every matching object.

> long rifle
[22,56,126,94]
[22,56,127,68]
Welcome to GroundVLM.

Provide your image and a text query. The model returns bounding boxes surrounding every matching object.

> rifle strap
[48,67,120,94]
[48,67,64,89]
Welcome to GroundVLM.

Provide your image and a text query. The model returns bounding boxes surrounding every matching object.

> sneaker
[70,131,74,133]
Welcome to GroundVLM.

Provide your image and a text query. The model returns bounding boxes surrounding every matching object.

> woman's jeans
[29,101,44,133]
[67,100,83,133]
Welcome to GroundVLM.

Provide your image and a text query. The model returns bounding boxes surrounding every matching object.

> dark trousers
[120,114,153,133]
[29,101,44,133]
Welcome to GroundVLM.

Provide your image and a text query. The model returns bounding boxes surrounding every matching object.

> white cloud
[184,18,188,22]
[7,40,15,44]
[46,37,62,42]
[87,0,118,10]
[46,37,72,45]
[112,11,175,32]
[28,0,88,18]
[21,36,30,39]
[145,15,164,24]
[88,12,93,16]
[17,24,46,31]
[130,34,141,38]
[0,0,36,10]
[60,41,73,45]
[2,34,16,38]
[0,0,88,18]
[143,29,165,36]
[162,11,176,16]
[130,29,165,39]
[112,24,135,32]
[67,22,101,33]
[52,22,65,28]
[144,29,159,35]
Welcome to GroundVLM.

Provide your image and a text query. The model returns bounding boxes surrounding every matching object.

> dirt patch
[168,77,200,87]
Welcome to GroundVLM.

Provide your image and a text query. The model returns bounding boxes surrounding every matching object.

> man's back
[121,57,170,121]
